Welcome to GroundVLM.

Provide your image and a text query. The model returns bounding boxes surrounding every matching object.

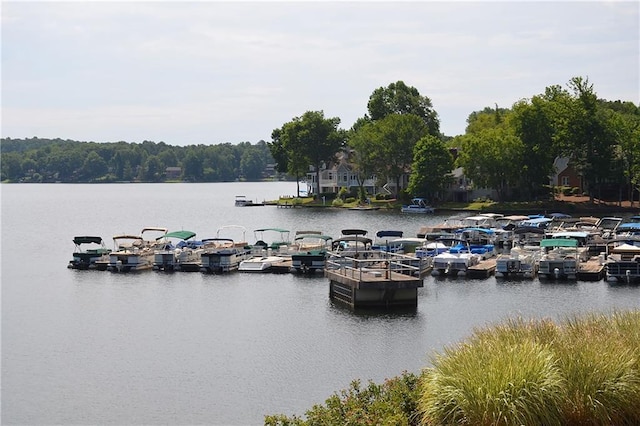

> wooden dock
[325,252,428,310]
[577,256,606,281]
[467,258,497,278]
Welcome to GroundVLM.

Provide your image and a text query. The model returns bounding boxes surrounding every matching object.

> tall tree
[456,128,524,202]
[556,77,616,201]
[271,111,345,197]
[367,81,440,136]
[407,135,454,202]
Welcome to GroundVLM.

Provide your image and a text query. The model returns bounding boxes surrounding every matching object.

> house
[165,166,182,180]
[550,157,583,191]
[444,167,497,202]
[305,150,378,196]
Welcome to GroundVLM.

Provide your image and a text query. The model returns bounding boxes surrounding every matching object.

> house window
[561,176,569,186]
[328,173,333,181]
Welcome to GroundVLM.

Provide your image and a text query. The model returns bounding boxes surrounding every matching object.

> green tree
[456,128,524,202]
[367,80,440,136]
[556,77,616,201]
[510,91,562,200]
[240,146,266,181]
[407,135,454,202]
[271,110,345,197]
[1,152,22,181]
[269,128,308,196]
[369,114,428,197]
[141,155,164,182]
[182,151,203,182]
[608,106,640,206]
[80,151,109,182]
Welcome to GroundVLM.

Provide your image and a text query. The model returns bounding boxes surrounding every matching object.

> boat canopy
[333,236,373,247]
[456,227,495,235]
[550,231,589,239]
[618,223,640,231]
[376,230,404,238]
[295,234,333,241]
[161,230,196,240]
[254,228,289,233]
[549,213,572,219]
[500,215,529,221]
[540,239,578,248]
[520,217,553,227]
[73,236,103,245]
[340,229,368,236]
[611,243,640,253]
[513,226,546,235]
[113,234,143,241]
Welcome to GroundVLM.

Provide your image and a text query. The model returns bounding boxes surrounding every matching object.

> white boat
[537,234,589,280]
[495,246,541,278]
[105,227,169,272]
[605,238,640,284]
[238,255,290,273]
[152,230,201,272]
[451,227,498,259]
[200,225,251,273]
[401,198,434,214]
[431,237,481,277]
[235,195,264,207]
[68,236,111,270]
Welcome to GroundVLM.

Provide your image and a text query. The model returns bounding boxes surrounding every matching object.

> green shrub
[345,197,356,204]
[265,372,421,426]
[331,198,344,207]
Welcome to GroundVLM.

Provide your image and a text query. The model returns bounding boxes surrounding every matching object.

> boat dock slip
[325,251,429,310]
[467,258,497,278]
[577,256,606,281]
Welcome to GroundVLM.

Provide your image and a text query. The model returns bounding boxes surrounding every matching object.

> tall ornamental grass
[418,311,640,426]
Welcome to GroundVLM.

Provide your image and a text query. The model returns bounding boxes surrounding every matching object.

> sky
[1,1,638,146]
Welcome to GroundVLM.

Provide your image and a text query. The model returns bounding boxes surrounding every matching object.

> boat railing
[326,250,431,279]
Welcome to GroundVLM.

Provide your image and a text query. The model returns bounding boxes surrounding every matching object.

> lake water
[2,182,639,425]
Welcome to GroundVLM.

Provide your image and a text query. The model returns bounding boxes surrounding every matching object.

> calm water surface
[2,183,639,425]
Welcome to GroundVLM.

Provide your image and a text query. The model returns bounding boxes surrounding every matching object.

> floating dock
[577,256,606,281]
[467,258,497,278]
[324,252,429,310]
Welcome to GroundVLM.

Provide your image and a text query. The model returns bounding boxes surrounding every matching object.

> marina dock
[467,258,497,278]
[577,256,606,281]
[324,252,429,310]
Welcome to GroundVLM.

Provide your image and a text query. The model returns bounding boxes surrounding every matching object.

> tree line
[2,77,639,206]
[1,139,277,183]
[270,77,639,204]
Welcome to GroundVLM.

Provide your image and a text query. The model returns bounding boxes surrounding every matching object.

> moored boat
[105,227,169,272]
[290,231,333,273]
[235,195,264,207]
[495,245,541,278]
[401,197,434,214]
[431,237,481,277]
[537,235,588,280]
[68,236,111,270]
[200,225,251,273]
[605,238,640,284]
[153,230,200,272]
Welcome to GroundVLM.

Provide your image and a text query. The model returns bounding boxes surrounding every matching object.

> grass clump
[420,327,565,425]
[419,311,640,426]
